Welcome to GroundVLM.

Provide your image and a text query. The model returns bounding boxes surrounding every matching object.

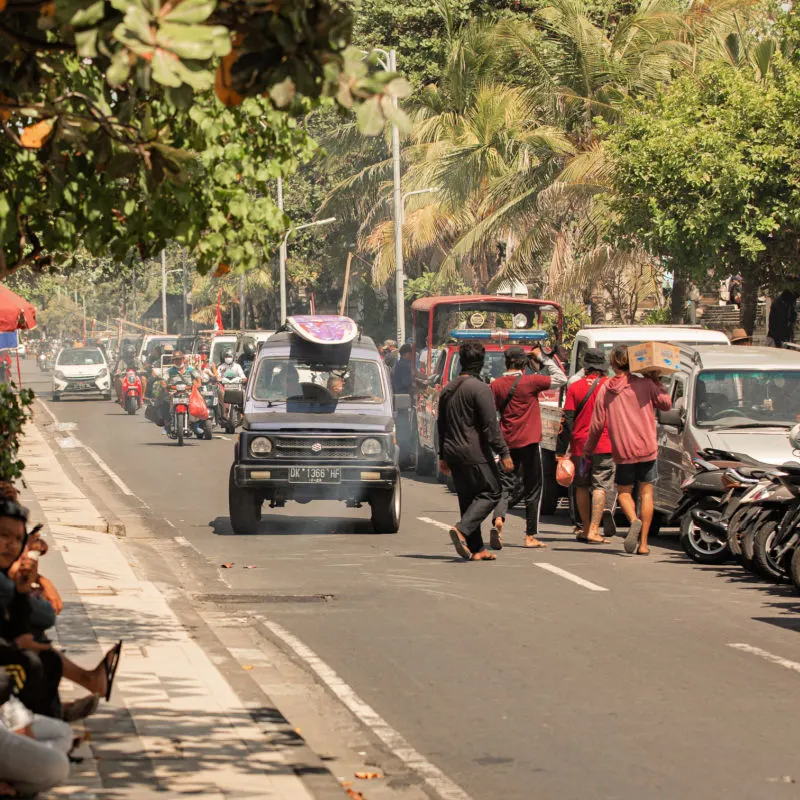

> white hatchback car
[52,347,111,401]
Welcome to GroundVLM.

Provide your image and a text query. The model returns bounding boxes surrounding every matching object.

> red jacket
[491,373,551,449]
[585,373,671,464]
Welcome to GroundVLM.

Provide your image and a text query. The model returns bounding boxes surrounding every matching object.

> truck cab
[228,316,401,535]
[409,296,563,479]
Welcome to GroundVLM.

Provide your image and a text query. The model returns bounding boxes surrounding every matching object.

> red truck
[409,295,563,505]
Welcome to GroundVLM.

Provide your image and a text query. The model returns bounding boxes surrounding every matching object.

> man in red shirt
[490,345,566,549]
[555,348,615,544]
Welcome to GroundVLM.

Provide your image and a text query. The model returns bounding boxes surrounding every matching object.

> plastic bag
[189,385,210,420]
[555,456,575,487]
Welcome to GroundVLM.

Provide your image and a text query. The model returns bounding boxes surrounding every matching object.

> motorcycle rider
[114,343,144,403]
[237,341,257,378]
[156,351,200,435]
[218,349,246,386]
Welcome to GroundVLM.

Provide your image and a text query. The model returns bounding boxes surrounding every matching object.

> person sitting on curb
[0,483,122,724]
[583,346,671,555]
[555,348,615,544]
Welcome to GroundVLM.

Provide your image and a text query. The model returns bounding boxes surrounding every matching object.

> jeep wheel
[229,465,262,534]
[370,481,401,533]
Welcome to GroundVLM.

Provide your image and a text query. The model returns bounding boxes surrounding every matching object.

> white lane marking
[36,399,135,496]
[36,399,58,425]
[83,445,135,496]
[174,535,201,554]
[217,435,231,441]
[535,563,609,592]
[418,516,452,532]
[728,643,800,675]
[261,618,472,800]
[165,519,176,529]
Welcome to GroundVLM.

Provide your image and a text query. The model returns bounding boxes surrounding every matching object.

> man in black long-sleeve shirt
[438,342,513,561]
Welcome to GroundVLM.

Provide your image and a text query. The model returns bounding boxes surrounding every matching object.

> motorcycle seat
[778,461,800,474]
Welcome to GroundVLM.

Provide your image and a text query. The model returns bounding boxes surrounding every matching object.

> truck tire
[540,450,558,516]
[370,481,401,533]
[229,466,262,534]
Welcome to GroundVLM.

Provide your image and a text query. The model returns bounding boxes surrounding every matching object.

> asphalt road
[21,359,800,800]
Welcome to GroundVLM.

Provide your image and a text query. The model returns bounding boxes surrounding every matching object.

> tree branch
[0,24,76,52]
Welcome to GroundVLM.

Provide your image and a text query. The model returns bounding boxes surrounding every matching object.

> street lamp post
[278,217,337,324]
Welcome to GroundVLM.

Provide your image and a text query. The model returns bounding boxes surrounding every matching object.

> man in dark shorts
[584,345,671,555]
[556,348,615,544]
[438,342,514,561]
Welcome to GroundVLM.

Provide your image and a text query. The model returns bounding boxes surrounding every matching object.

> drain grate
[196,593,334,604]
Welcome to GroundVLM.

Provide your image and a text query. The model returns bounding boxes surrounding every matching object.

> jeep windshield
[695,369,800,428]
[252,357,385,406]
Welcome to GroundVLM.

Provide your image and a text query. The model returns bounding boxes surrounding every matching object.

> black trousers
[15,647,63,718]
[493,442,543,536]
[450,462,502,554]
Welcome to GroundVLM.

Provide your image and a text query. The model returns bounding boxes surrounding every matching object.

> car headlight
[98,367,108,378]
[54,371,65,380]
[361,438,383,456]
[250,437,273,456]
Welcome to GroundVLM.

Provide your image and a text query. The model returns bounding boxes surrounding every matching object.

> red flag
[214,289,224,332]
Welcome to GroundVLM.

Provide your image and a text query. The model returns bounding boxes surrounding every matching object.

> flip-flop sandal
[490,526,503,551]
[585,537,610,545]
[449,529,472,561]
[102,641,123,702]
[470,550,497,561]
[624,520,642,554]
[525,539,548,549]
[602,510,617,538]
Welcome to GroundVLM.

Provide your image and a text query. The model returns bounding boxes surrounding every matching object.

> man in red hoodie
[584,344,671,555]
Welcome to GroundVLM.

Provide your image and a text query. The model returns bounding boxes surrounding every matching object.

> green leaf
[162,0,214,24]
[75,27,99,58]
[269,77,296,108]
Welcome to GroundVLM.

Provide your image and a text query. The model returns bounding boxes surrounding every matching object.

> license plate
[77,381,93,389]
[289,466,341,484]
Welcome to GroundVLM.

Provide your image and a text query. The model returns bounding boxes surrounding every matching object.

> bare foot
[524,536,547,549]
[490,519,503,550]
[470,550,497,561]
[586,533,608,544]
[637,546,650,556]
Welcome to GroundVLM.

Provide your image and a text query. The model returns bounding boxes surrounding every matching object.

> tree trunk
[671,270,687,324]
[741,267,760,336]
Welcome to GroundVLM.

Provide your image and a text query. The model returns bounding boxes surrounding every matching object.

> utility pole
[161,249,167,334]
[240,273,246,329]
[278,176,287,324]
[182,250,188,333]
[388,48,405,345]
[132,263,137,319]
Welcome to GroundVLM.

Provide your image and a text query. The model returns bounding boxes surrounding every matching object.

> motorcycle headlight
[54,370,65,380]
[128,374,137,385]
[250,437,272,456]
[361,438,382,457]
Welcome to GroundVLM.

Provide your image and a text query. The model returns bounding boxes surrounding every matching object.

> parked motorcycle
[122,368,143,415]
[680,451,765,563]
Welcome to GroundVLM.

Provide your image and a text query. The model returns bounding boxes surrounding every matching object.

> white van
[569,325,730,376]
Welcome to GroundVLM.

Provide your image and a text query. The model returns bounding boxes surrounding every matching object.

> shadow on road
[209,515,375,537]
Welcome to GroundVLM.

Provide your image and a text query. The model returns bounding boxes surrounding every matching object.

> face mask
[224,357,233,364]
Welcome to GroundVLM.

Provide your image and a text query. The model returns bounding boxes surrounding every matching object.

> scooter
[199,375,219,434]
[679,450,767,564]
[168,382,192,446]
[37,352,48,372]
[122,368,143,415]
[219,374,245,434]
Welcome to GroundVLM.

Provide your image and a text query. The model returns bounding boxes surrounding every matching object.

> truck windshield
[694,370,800,428]
[253,357,385,405]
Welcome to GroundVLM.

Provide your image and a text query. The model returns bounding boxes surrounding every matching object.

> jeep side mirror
[658,408,684,429]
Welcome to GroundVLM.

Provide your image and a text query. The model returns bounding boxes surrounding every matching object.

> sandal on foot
[470,550,497,561]
[602,509,617,538]
[524,537,547,549]
[449,529,472,560]
[102,641,123,702]
[624,520,642,554]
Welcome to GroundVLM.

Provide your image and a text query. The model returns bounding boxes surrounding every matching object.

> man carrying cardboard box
[584,344,672,555]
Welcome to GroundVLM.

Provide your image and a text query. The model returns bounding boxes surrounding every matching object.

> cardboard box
[627,341,680,375]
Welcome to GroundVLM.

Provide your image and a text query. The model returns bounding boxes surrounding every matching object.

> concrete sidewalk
[19,417,327,800]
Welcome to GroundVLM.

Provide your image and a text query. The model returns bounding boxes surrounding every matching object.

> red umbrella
[0,284,36,332]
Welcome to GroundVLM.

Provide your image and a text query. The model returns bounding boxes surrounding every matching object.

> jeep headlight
[361,438,382,456]
[54,370,65,381]
[250,436,273,456]
[98,367,108,378]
